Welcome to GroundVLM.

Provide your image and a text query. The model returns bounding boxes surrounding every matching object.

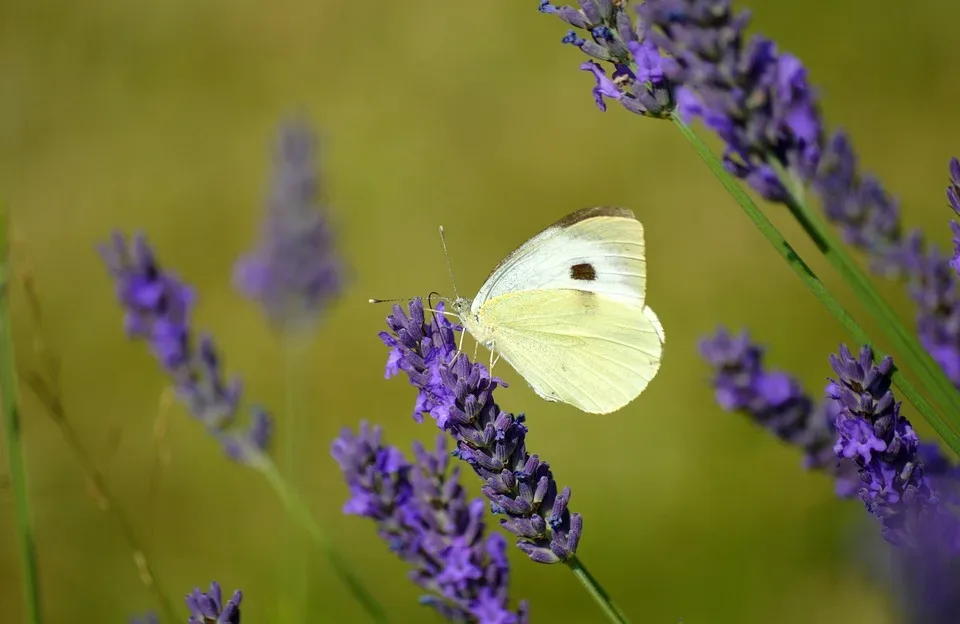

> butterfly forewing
[471,206,647,315]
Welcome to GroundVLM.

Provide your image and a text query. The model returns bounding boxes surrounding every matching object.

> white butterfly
[446,206,665,414]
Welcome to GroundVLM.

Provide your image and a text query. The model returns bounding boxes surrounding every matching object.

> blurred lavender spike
[540,1,676,116]
[332,423,529,622]
[699,328,859,497]
[186,581,242,624]
[379,298,582,564]
[129,613,159,624]
[234,119,343,332]
[100,232,272,464]
[828,344,959,548]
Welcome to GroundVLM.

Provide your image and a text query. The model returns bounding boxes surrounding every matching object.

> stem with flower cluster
[0,204,43,624]
[670,115,960,456]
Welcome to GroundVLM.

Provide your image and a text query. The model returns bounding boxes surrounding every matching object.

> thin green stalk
[0,205,42,624]
[280,335,310,624]
[670,114,960,456]
[258,457,390,624]
[773,163,960,421]
[567,555,631,624]
[24,373,181,624]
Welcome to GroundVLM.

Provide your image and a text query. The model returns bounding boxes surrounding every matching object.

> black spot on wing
[570,263,597,281]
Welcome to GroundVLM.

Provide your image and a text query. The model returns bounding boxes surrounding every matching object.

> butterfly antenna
[368,297,405,304]
[438,225,460,300]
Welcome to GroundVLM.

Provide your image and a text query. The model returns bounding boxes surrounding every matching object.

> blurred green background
[2,0,959,622]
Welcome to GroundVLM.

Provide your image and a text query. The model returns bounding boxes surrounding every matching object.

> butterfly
[446,206,665,414]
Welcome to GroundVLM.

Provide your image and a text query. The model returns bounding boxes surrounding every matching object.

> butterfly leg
[457,327,466,355]
[489,344,501,372]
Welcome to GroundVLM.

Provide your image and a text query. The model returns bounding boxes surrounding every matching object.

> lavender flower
[100,232,271,464]
[540,1,675,116]
[380,299,582,564]
[234,119,343,331]
[332,423,529,623]
[946,157,960,275]
[129,613,159,624]
[186,582,242,624]
[699,328,858,496]
[828,344,958,548]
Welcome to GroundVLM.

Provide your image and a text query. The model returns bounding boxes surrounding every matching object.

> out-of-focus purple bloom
[129,613,159,624]
[541,1,675,116]
[380,299,582,564]
[699,328,858,496]
[332,423,529,622]
[638,0,822,201]
[234,119,343,331]
[828,344,959,548]
[945,157,960,276]
[894,234,960,387]
[100,233,272,465]
[186,582,242,624]
[813,132,905,270]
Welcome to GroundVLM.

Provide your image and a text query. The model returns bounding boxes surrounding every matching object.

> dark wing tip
[553,206,636,229]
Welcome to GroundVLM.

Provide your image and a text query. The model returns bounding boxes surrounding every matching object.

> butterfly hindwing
[477,288,664,414]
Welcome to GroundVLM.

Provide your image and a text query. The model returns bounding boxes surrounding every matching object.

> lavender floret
[234,119,343,331]
[332,423,529,622]
[100,232,271,464]
[380,299,582,564]
[186,581,242,624]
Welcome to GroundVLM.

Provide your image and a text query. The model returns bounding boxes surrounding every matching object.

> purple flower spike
[638,0,822,199]
[129,613,159,624]
[185,581,242,624]
[100,232,272,465]
[380,299,583,564]
[332,424,529,622]
[828,344,959,549]
[699,328,858,495]
[540,1,675,116]
[234,119,343,331]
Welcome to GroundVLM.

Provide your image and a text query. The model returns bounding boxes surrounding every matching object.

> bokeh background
[2,0,959,622]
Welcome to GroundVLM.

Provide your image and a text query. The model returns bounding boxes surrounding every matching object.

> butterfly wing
[478,289,665,414]
[471,206,647,315]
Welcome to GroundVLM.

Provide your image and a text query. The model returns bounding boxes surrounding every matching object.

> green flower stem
[257,457,390,624]
[670,114,960,456]
[24,373,181,623]
[0,205,43,624]
[280,335,310,624]
[567,555,631,624]
[773,163,960,422]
